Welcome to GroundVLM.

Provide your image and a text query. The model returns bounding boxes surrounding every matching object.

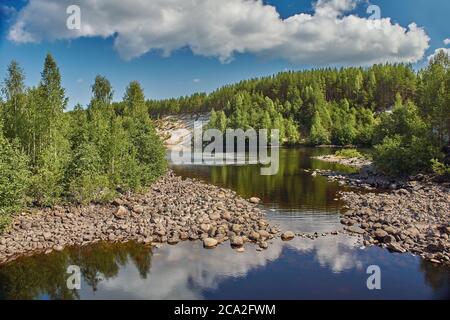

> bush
[373,135,441,176]
[431,159,450,176]
[29,147,69,206]
[372,98,442,176]
[67,141,112,204]
[334,149,363,159]
[0,134,30,231]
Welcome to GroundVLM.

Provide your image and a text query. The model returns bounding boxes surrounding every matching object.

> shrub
[431,159,450,176]
[372,98,442,176]
[67,141,112,204]
[334,149,363,159]
[373,135,441,176]
[0,134,30,231]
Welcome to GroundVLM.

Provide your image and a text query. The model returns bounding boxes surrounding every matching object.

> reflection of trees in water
[0,242,152,299]
[204,148,349,210]
[419,260,450,294]
[171,148,354,211]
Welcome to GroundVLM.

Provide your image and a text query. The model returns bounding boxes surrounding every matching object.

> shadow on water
[0,147,448,299]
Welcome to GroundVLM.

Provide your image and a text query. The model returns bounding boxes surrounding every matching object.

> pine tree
[216,111,228,133]
[123,81,148,119]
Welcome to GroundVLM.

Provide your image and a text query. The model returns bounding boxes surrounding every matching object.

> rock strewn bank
[339,181,450,266]
[0,171,281,265]
[316,165,405,190]
[313,155,372,168]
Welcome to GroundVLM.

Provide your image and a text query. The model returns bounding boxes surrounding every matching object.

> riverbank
[313,154,372,168]
[0,171,280,265]
[314,160,450,266]
[339,181,450,266]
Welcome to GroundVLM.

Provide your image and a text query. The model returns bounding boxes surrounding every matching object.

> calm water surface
[0,148,448,299]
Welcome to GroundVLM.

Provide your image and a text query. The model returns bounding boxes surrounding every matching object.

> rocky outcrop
[153,113,210,148]
[0,171,281,265]
[314,165,409,190]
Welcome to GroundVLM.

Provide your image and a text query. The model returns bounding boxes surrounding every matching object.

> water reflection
[0,237,448,299]
[171,148,355,212]
[0,242,152,300]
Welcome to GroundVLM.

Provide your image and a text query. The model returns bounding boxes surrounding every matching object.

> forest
[0,54,166,230]
[148,51,450,176]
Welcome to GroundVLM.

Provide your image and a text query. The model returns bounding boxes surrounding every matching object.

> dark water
[0,148,449,300]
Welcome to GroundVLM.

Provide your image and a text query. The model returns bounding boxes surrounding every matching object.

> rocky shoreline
[313,154,372,168]
[340,183,450,266]
[315,164,450,266]
[0,171,285,265]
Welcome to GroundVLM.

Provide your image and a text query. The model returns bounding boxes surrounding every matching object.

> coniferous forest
[1,51,449,230]
[148,51,450,176]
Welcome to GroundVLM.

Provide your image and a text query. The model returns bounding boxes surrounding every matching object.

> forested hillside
[0,55,166,230]
[148,51,450,176]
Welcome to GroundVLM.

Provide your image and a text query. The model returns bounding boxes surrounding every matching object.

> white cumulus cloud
[426,38,450,62]
[427,48,450,62]
[8,0,429,65]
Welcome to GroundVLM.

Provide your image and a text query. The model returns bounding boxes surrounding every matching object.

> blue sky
[0,0,449,108]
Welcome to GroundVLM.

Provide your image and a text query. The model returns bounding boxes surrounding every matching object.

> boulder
[249,197,261,204]
[203,238,218,249]
[281,231,295,241]
[230,236,244,247]
[114,206,128,219]
[374,229,388,240]
[346,226,365,235]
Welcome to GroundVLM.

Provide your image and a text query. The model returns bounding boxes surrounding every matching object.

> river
[0,147,448,299]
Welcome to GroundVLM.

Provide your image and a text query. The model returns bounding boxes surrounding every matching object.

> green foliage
[207,109,228,133]
[373,135,440,176]
[148,63,417,117]
[0,57,167,230]
[150,54,449,176]
[310,111,330,145]
[372,97,442,176]
[334,149,363,159]
[147,64,418,146]
[91,75,114,105]
[66,141,111,204]
[431,159,450,176]
[1,60,27,144]
[0,121,30,230]
[417,50,450,147]
[27,54,71,205]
